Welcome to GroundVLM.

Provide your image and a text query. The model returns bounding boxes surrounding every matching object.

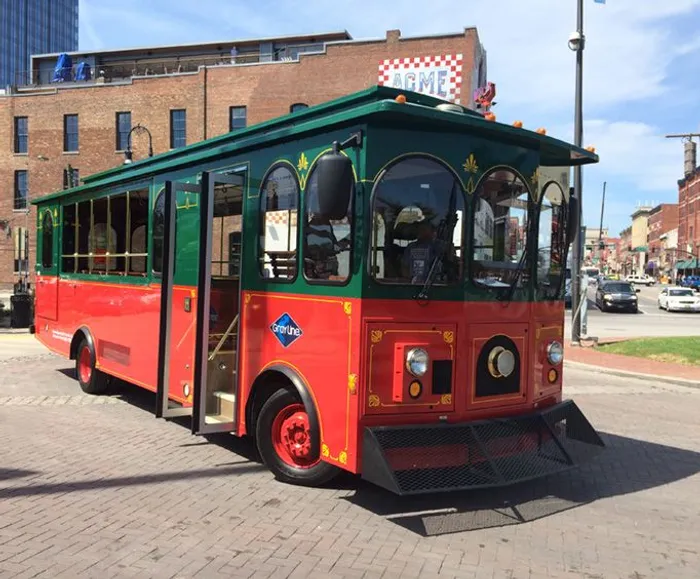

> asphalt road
[565,283,700,339]
[0,347,698,578]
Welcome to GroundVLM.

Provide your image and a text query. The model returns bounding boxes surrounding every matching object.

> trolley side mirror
[567,195,579,247]
[316,149,353,220]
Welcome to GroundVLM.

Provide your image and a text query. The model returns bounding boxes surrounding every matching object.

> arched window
[472,168,531,289]
[290,103,308,113]
[537,181,568,298]
[259,164,299,280]
[41,211,54,269]
[370,156,464,285]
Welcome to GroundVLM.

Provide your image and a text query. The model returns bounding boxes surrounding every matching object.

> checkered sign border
[378,54,464,104]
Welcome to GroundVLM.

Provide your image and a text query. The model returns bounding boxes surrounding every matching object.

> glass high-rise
[0,0,79,87]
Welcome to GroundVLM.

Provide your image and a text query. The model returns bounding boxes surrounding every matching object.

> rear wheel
[256,388,338,486]
[75,339,110,394]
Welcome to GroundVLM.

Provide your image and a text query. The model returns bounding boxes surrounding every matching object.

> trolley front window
[471,169,530,290]
[537,181,568,299]
[370,156,464,286]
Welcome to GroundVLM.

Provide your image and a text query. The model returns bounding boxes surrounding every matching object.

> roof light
[513,121,523,128]
[586,145,596,153]
[536,128,547,135]
[485,112,496,122]
[395,94,407,104]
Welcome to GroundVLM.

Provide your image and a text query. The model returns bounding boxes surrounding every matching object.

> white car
[657,287,700,312]
[626,274,655,286]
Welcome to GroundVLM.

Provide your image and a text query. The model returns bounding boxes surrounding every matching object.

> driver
[402,220,455,284]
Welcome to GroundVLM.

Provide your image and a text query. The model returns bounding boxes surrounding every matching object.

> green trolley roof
[32,85,598,206]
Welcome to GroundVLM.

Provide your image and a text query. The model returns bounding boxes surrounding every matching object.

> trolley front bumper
[361,399,605,495]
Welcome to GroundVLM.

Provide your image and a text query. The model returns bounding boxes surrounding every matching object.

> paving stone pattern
[0,353,699,578]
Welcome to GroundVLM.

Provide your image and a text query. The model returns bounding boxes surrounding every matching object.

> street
[565,283,700,339]
[0,344,699,578]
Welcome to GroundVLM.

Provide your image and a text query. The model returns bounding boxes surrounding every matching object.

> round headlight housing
[406,348,429,377]
[547,341,564,365]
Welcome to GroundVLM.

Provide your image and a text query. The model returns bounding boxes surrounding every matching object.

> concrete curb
[564,360,700,389]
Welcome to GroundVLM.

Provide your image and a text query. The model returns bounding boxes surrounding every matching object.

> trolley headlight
[405,348,429,377]
[547,341,564,365]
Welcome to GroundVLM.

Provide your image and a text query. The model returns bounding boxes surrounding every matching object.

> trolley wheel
[256,388,338,486]
[75,339,110,395]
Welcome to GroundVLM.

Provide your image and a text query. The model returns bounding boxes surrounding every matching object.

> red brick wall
[678,174,700,257]
[0,28,481,289]
[648,203,679,254]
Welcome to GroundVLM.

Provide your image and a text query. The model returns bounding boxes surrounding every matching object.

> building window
[259,164,299,280]
[14,227,28,274]
[116,112,131,151]
[229,106,247,130]
[14,170,28,210]
[63,114,79,152]
[170,109,186,148]
[63,167,79,189]
[290,103,308,113]
[14,116,28,154]
[303,159,353,283]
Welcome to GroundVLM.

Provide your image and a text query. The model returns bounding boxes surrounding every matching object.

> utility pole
[597,181,606,268]
[570,0,585,344]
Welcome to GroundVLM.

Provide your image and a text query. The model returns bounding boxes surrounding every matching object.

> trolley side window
[41,210,54,269]
[259,164,299,281]
[152,189,165,275]
[370,156,464,285]
[537,181,568,298]
[303,159,353,284]
[471,168,530,289]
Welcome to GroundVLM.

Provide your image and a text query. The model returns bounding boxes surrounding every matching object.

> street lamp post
[124,124,154,164]
[569,0,585,344]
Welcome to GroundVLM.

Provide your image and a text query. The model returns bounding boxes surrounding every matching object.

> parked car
[595,281,639,313]
[658,286,700,312]
[625,274,655,286]
[680,276,700,291]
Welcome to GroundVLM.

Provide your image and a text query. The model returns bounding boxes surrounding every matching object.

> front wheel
[75,339,110,394]
[256,388,339,487]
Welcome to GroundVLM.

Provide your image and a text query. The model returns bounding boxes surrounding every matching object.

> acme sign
[378,54,463,103]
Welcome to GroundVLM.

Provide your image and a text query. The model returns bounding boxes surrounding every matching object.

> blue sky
[78,0,700,237]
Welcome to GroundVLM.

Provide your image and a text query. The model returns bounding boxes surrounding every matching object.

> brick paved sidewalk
[565,340,700,382]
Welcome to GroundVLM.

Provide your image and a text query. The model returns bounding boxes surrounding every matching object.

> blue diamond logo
[270,313,303,348]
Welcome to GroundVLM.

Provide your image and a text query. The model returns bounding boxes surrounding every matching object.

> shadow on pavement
[344,431,700,536]
[0,468,40,482]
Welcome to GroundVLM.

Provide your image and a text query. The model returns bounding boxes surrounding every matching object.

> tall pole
[597,181,606,266]
[570,0,585,344]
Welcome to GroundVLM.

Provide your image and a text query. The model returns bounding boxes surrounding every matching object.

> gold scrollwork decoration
[531,168,539,189]
[297,152,309,172]
[368,394,380,407]
[339,451,348,465]
[348,374,358,394]
[443,331,454,344]
[343,301,352,315]
[370,330,383,343]
[321,443,330,458]
[462,153,479,174]
[441,394,452,405]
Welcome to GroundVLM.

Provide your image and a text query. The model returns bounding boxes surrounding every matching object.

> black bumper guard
[361,399,605,495]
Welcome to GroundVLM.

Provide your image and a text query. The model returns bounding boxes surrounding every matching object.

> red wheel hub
[271,403,319,469]
[78,345,92,384]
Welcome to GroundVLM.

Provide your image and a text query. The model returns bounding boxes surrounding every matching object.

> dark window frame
[14,170,28,210]
[63,114,79,152]
[368,154,466,286]
[229,106,247,131]
[63,167,79,190]
[169,109,187,149]
[258,162,301,283]
[14,116,28,154]
[302,160,354,287]
[116,112,131,151]
[290,103,309,113]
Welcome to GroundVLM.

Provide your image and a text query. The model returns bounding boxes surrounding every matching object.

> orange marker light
[513,120,523,128]
[408,380,422,399]
[536,127,547,135]
[547,369,558,383]
[585,145,596,153]
[485,112,496,122]
[395,94,407,104]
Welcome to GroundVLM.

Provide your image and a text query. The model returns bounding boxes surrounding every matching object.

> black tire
[75,338,110,395]
[256,388,338,487]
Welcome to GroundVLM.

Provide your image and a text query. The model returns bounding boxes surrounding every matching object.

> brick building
[0,27,488,290]
[647,203,679,277]
[678,169,700,267]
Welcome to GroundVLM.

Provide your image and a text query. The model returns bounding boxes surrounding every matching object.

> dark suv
[595,281,639,313]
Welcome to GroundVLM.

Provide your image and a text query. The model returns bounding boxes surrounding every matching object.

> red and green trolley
[32,86,604,494]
